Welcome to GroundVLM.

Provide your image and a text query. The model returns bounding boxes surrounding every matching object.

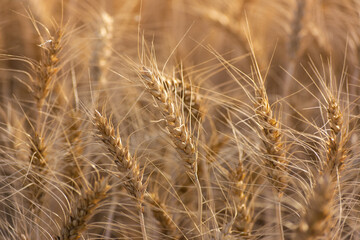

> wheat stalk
[283,0,306,99]
[195,6,248,51]
[253,73,288,240]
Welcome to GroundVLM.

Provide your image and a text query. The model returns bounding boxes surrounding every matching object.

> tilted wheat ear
[56,177,110,240]
[140,67,197,176]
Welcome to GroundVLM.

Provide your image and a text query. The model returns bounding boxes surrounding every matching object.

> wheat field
[1,0,360,239]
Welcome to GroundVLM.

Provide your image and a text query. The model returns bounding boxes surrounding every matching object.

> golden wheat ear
[32,28,63,112]
[93,110,146,204]
[308,62,352,180]
[56,177,110,240]
[192,2,249,51]
[139,66,197,176]
[20,20,65,218]
[62,109,85,194]
[228,159,253,236]
[93,110,148,239]
[144,192,180,239]
[254,87,288,194]
[90,10,113,87]
[324,96,349,179]
[294,174,334,240]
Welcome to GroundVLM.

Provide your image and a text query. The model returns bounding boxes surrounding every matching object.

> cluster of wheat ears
[1,0,360,239]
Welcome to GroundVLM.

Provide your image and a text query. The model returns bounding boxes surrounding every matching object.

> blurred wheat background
[1,0,360,239]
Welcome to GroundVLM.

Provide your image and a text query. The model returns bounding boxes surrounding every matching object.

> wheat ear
[294,174,334,240]
[62,110,84,193]
[140,67,196,175]
[283,0,305,98]
[94,110,145,203]
[140,65,204,235]
[325,96,349,177]
[228,161,253,236]
[93,110,148,240]
[91,11,113,86]
[255,87,288,193]
[254,84,287,240]
[33,28,63,111]
[56,177,110,240]
[24,27,63,211]
[24,133,48,212]
[144,66,203,122]
[144,192,179,239]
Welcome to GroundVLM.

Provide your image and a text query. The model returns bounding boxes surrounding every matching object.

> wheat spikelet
[144,65,204,122]
[173,65,204,122]
[327,97,343,135]
[28,133,47,172]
